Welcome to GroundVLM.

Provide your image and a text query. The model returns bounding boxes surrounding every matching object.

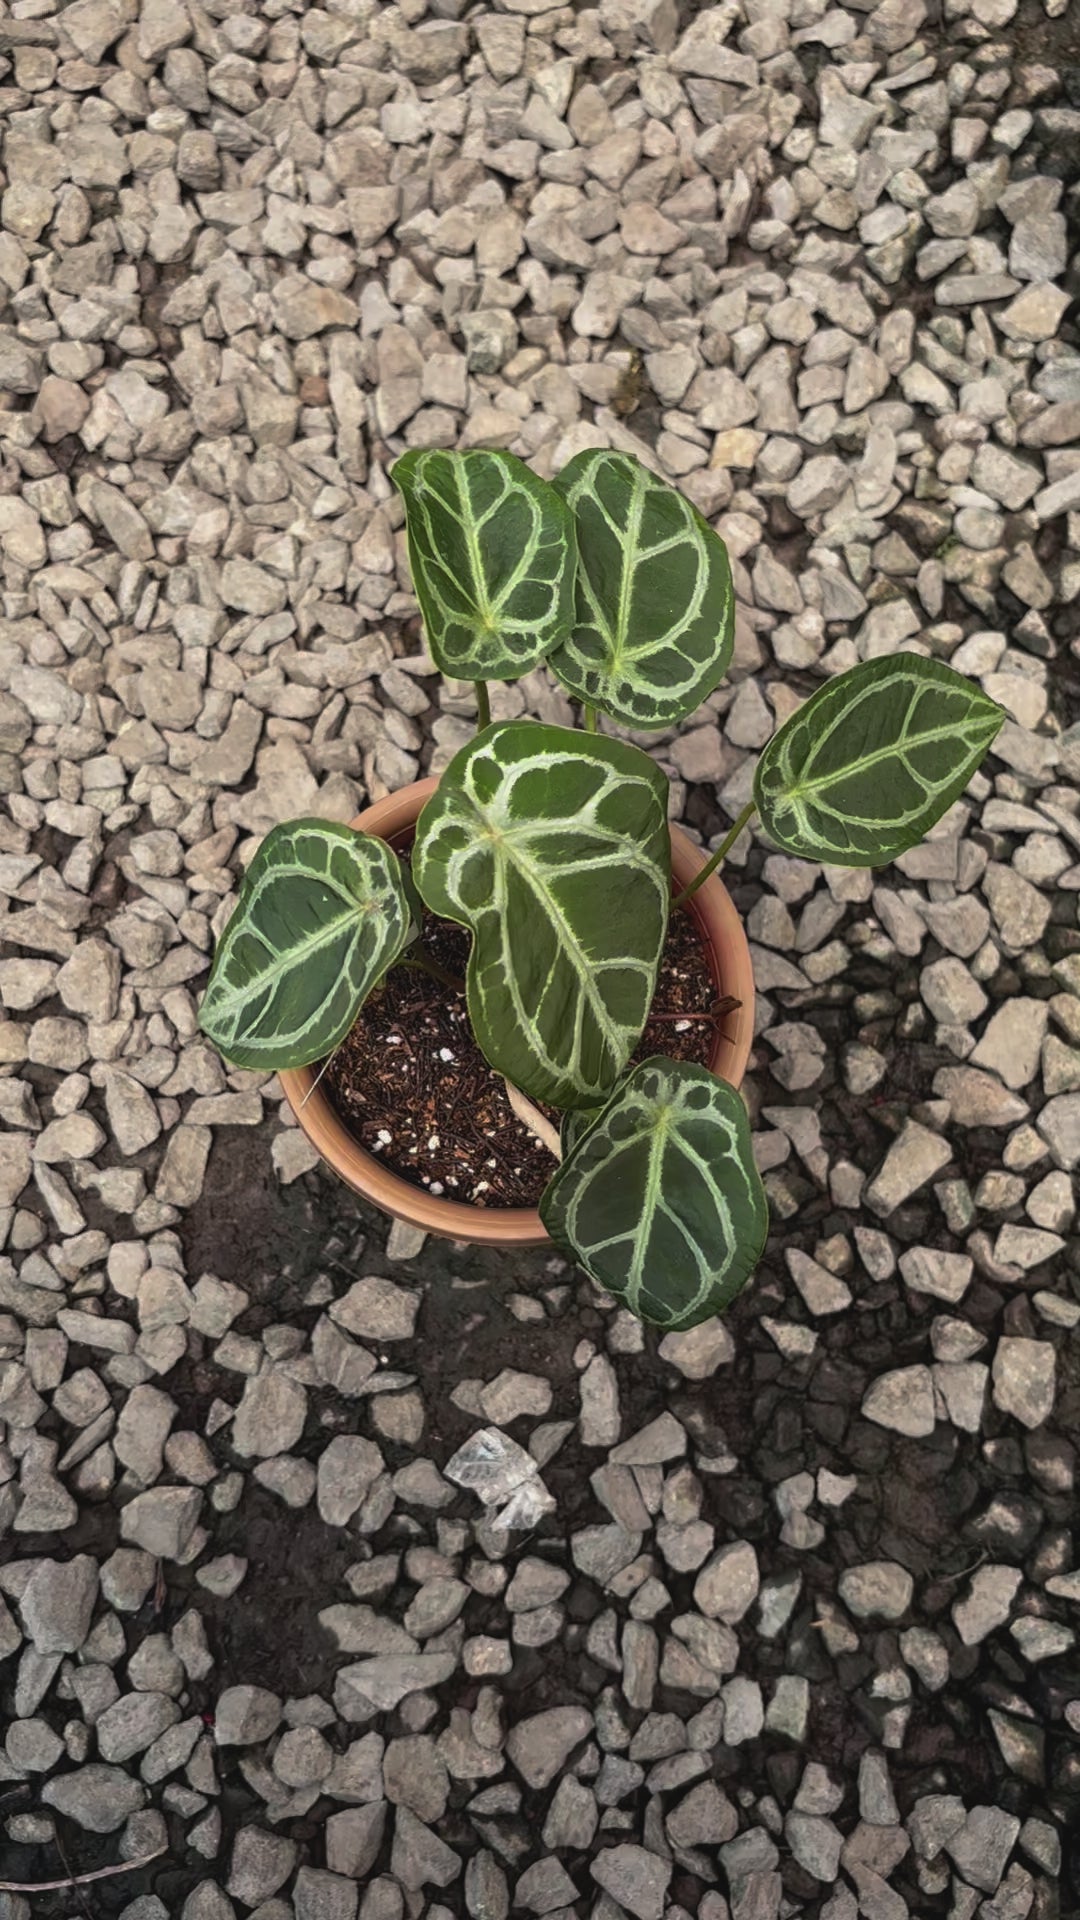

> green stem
[583,704,598,733]
[674,801,757,908]
[474,680,491,732]
[404,945,466,994]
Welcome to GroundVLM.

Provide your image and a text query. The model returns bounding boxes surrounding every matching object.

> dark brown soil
[324,899,726,1208]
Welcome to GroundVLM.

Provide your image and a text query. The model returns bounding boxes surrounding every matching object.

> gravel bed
[1,0,1079,1914]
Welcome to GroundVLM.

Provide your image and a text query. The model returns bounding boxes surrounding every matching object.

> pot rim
[278,776,755,1247]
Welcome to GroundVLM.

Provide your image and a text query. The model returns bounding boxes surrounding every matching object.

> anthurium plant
[199,448,1004,1331]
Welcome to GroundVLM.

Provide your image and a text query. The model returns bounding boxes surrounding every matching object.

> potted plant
[199,449,1003,1331]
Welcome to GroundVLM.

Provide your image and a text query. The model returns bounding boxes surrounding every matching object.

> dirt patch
[1009,0,1080,76]
[179,1124,366,1319]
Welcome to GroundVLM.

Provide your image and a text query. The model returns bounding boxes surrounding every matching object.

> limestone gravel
[0,0,1075,1910]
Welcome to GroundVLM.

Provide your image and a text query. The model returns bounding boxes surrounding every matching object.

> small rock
[317,1437,384,1527]
[693,1541,760,1622]
[18,1555,98,1652]
[935,1068,1029,1130]
[479,1369,552,1425]
[42,1765,145,1833]
[227,1828,298,1906]
[293,1867,359,1920]
[953,1566,1023,1646]
[862,1365,935,1437]
[946,1806,1021,1894]
[992,1339,1056,1429]
[839,1562,914,1621]
[658,1318,734,1377]
[590,1844,672,1920]
[899,1248,972,1304]
[865,1123,951,1215]
[507,1707,592,1789]
[232,1366,307,1460]
[335,1654,457,1720]
[214,1685,282,1747]
[971,1001,1049,1090]
[331,1275,420,1341]
[786,1812,843,1882]
[120,1487,202,1561]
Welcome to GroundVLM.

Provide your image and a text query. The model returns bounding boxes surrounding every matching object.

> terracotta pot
[279,778,755,1248]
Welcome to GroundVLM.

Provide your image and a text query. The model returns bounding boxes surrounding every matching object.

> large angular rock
[120,1487,202,1560]
[215,1685,282,1746]
[865,1122,951,1215]
[839,1561,914,1621]
[506,1707,592,1788]
[271,276,360,340]
[19,1555,98,1652]
[227,1828,298,1906]
[591,1844,672,1920]
[232,1365,307,1459]
[42,1765,145,1832]
[953,1566,1023,1646]
[992,1339,1055,1429]
[693,1541,759,1622]
[334,1655,457,1720]
[863,1364,936,1436]
[330,1274,420,1341]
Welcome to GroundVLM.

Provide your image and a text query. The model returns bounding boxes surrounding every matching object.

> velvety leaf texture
[548,449,735,728]
[199,820,412,1070]
[412,720,671,1110]
[541,1058,768,1330]
[392,448,576,681]
[753,655,1004,866]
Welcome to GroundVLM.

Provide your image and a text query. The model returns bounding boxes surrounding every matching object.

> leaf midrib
[627,1103,667,1313]
[208,892,371,1022]
[494,819,647,1064]
[611,464,646,673]
[784,714,991,805]
[456,461,497,632]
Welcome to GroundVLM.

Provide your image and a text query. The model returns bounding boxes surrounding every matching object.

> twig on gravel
[934,1548,988,1586]
[0,1845,165,1892]
[503,1079,562,1161]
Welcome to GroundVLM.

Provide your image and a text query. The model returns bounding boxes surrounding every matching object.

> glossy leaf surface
[754,655,1004,866]
[392,448,576,681]
[548,450,735,728]
[199,821,412,1070]
[412,721,670,1109]
[541,1057,768,1330]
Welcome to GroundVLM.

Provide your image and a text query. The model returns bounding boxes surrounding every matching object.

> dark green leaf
[541,1057,768,1330]
[560,1106,601,1160]
[412,720,670,1109]
[753,655,1004,866]
[199,820,412,1070]
[548,450,735,729]
[392,448,576,681]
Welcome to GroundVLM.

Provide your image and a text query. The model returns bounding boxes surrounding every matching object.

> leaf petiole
[583,704,598,733]
[474,680,491,732]
[403,945,466,994]
[674,801,757,907]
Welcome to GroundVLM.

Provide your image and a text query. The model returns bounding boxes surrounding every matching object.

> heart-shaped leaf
[392,449,576,682]
[548,450,735,729]
[412,721,670,1109]
[540,1057,768,1330]
[199,820,413,1070]
[753,655,1004,867]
